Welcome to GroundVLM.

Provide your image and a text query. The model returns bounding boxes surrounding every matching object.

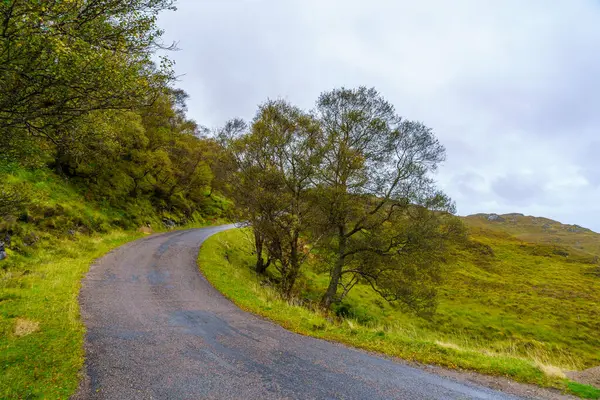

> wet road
[77,225,523,399]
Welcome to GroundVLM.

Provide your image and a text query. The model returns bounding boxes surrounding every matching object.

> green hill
[197,213,600,397]
[452,214,600,368]
[463,213,600,260]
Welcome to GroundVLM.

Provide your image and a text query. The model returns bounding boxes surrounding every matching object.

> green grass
[198,228,600,398]
[0,164,227,398]
[464,213,600,260]
[568,382,600,399]
[0,231,144,399]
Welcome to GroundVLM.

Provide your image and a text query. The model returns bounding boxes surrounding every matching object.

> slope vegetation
[198,215,600,398]
[464,213,600,260]
[0,165,226,398]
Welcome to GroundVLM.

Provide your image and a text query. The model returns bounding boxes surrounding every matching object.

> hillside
[196,213,600,397]
[463,213,600,260]
[355,214,600,369]
[0,165,227,398]
[452,214,599,364]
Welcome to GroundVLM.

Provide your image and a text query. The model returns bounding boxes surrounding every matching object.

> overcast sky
[158,0,600,231]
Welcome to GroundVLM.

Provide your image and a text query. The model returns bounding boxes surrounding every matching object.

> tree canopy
[313,87,462,311]
[0,0,226,227]
[0,1,463,316]
[0,0,175,165]
[223,88,465,315]
[221,100,323,295]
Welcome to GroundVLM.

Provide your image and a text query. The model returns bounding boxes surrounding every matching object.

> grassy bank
[0,164,226,398]
[0,225,226,399]
[198,228,600,399]
[0,231,144,398]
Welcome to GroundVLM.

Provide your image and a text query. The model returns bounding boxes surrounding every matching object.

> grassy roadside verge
[0,220,224,399]
[0,231,144,399]
[0,163,230,398]
[197,228,600,399]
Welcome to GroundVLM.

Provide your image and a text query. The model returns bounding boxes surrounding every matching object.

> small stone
[162,218,177,229]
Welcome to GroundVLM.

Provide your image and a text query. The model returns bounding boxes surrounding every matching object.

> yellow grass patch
[435,340,462,351]
[138,226,153,234]
[535,360,566,379]
[14,318,40,337]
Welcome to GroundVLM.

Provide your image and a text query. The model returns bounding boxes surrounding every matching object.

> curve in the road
[76,225,523,400]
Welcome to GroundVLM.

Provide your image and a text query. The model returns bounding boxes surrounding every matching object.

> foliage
[0,163,227,399]
[220,100,322,296]
[313,87,459,310]
[0,0,226,227]
[199,229,600,398]
[0,0,176,164]
[222,87,461,311]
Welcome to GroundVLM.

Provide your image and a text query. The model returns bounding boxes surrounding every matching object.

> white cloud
[158,0,600,231]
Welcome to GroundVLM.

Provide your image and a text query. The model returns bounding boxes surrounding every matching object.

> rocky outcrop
[566,225,586,233]
[487,213,505,222]
[162,218,177,229]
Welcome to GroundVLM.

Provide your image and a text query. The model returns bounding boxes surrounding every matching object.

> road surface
[77,225,525,399]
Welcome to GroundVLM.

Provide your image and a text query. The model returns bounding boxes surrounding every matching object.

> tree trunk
[254,229,269,274]
[321,225,346,309]
[256,258,268,274]
[283,231,300,298]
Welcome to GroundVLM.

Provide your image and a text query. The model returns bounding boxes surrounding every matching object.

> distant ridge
[462,213,600,258]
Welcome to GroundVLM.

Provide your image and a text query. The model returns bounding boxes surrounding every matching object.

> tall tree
[223,101,322,296]
[314,87,461,312]
[251,100,322,296]
[217,118,273,273]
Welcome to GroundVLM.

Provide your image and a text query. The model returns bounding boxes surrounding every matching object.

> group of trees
[0,1,463,315]
[0,1,222,224]
[221,87,466,314]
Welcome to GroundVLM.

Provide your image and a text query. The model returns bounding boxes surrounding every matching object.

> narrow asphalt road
[77,225,524,400]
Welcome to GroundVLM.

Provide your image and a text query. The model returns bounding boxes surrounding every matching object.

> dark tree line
[0,1,225,226]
